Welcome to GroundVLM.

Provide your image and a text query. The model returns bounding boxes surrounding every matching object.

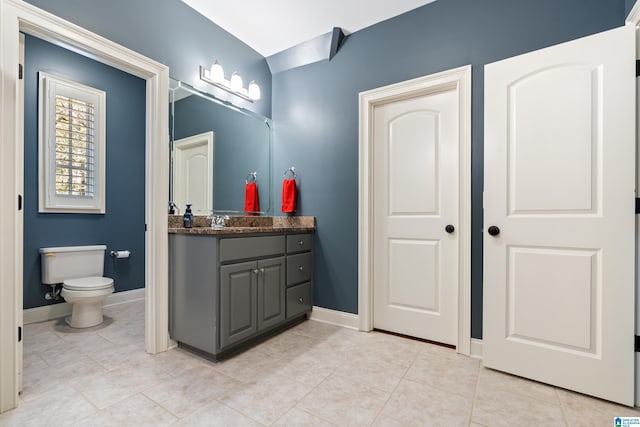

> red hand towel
[244,182,260,212]
[282,179,297,213]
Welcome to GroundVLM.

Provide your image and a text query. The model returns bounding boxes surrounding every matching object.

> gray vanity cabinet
[169,231,312,359]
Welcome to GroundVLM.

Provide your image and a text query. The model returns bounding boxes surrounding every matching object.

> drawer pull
[298,297,304,303]
[298,265,304,271]
[298,240,304,246]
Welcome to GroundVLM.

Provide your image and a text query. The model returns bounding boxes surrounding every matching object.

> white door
[484,25,635,405]
[173,131,213,215]
[373,88,459,345]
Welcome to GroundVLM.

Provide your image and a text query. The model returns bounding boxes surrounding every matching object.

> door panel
[373,88,459,345]
[388,239,439,312]
[484,25,635,405]
[173,131,213,215]
[389,111,439,215]
[509,65,599,214]
[220,261,257,349]
[257,257,285,331]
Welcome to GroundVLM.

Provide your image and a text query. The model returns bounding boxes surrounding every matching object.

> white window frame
[38,72,106,213]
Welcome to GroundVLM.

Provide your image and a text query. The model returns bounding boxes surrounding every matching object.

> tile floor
[1,299,639,426]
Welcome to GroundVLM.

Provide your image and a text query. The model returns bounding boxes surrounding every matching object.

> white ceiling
[181,0,437,57]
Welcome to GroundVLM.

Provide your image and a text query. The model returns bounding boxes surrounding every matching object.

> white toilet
[40,245,114,328]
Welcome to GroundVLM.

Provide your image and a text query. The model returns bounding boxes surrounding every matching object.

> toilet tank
[39,245,107,284]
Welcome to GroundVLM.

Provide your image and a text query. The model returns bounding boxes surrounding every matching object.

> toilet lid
[63,276,114,291]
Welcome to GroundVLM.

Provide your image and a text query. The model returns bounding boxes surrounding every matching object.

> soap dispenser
[183,203,194,228]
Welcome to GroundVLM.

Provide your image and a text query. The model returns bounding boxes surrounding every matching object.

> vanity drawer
[286,234,312,254]
[220,235,285,263]
[286,282,311,318]
[287,252,312,286]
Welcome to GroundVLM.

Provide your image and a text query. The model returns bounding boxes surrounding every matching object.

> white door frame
[358,65,472,355]
[0,0,170,413]
[627,1,640,409]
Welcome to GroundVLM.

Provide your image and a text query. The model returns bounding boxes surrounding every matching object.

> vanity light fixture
[229,72,243,92]
[210,60,225,83]
[248,80,261,101]
[199,61,260,102]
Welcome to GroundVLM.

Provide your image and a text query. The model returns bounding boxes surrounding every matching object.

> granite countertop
[168,215,316,235]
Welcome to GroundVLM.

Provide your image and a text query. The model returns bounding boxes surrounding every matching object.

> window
[39,73,106,213]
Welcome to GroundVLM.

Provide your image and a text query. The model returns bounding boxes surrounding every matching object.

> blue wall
[24,0,272,118]
[23,34,146,309]
[271,0,626,338]
[173,95,271,213]
[626,0,635,16]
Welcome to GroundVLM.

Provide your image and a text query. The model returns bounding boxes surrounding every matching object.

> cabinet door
[220,261,257,349]
[257,256,286,331]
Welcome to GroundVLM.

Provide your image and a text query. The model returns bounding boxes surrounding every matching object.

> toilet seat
[63,276,113,291]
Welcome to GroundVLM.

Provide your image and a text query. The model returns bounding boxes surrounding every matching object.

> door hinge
[636,60,640,77]
[144,223,147,232]
[635,198,640,214]
[18,194,22,211]
[18,64,23,80]
[636,335,640,352]
[18,326,22,342]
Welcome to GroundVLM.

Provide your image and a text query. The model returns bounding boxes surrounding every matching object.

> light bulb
[210,60,224,83]
[230,72,243,92]
[248,80,261,100]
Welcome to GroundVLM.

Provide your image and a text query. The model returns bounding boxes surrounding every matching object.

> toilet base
[61,285,114,329]
[66,300,104,328]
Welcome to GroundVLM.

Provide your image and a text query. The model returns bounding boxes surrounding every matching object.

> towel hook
[284,166,296,179]
[246,172,257,184]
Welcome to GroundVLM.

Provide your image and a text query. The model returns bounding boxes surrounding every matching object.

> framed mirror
[169,78,272,215]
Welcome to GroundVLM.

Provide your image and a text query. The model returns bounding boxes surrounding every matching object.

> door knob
[488,226,500,236]
[445,225,455,233]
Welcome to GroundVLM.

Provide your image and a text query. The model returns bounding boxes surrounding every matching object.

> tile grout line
[368,345,422,426]
[467,363,482,426]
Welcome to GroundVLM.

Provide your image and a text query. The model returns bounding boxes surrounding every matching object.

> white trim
[38,72,106,213]
[23,288,145,325]
[309,306,359,330]
[358,65,472,356]
[0,0,169,413]
[627,0,640,25]
[470,338,483,360]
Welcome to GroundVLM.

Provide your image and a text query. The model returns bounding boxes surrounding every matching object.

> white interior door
[173,131,213,215]
[373,88,459,345]
[484,25,635,405]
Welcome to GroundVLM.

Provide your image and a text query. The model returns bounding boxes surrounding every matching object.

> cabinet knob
[298,240,304,246]
[298,297,304,303]
[253,269,259,274]
[259,268,265,273]
[298,265,304,271]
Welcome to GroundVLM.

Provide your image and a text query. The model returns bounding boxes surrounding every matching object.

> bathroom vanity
[168,216,315,360]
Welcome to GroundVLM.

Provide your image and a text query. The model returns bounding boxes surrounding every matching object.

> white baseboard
[23,288,145,325]
[309,306,359,330]
[470,338,483,359]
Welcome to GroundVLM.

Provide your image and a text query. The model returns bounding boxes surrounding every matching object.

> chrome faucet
[208,215,230,229]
